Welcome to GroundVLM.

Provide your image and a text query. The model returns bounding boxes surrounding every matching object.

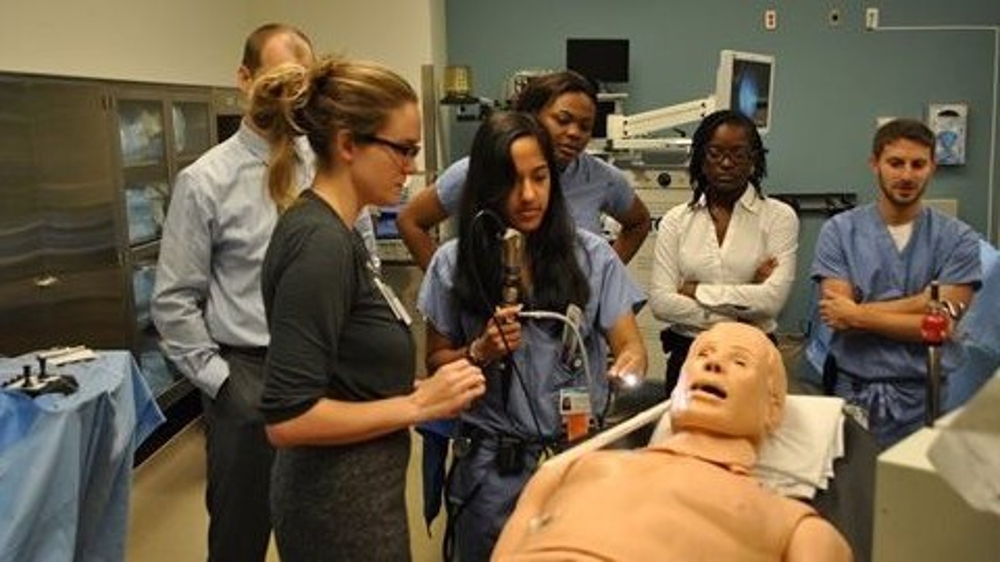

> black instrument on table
[2,357,79,398]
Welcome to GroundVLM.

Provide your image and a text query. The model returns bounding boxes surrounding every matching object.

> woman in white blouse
[650,109,799,395]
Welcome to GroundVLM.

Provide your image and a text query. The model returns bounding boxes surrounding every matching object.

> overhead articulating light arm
[606,95,716,151]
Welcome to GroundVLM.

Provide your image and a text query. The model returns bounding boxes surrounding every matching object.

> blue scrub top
[811,203,981,446]
[418,229,646,439]
[811,203,981,382]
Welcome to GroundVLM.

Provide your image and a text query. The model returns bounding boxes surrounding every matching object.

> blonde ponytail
[248,62,310,212]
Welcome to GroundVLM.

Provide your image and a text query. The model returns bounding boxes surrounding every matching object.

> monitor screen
[715,50,775,133]
[566,38,629,84]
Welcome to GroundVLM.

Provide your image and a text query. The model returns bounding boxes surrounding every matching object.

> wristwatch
[466,339,488,367]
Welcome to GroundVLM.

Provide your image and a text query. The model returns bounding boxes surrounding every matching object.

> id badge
[559,387,591,415]
[560,387,592,442]
[373,276,412,326]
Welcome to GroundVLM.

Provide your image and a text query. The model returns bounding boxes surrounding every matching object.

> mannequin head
[669,323,786,445]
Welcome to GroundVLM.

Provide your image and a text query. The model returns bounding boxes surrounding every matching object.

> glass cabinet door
[118,100,166,168]
[117,99,169,246]
[171,101,211,166]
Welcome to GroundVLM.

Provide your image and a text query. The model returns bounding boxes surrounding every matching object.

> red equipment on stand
[920,281,949,426]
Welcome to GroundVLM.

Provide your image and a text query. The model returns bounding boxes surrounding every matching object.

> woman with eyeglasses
[650,109,799,396]
[249,57,486,562]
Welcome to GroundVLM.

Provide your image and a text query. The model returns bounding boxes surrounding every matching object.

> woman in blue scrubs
[417,111,647,560]
[398,71,651,269]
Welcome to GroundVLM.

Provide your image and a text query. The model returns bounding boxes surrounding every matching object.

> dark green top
[261,190,415,423]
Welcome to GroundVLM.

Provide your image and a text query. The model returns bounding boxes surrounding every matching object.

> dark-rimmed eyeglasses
[356,134,421,161]
[705,145,754,165]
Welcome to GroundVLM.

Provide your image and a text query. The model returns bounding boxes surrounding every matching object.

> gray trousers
[200,348,274,562]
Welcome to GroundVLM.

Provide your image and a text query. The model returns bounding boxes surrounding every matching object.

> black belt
[454,424,561,455]
[218,344,268,359]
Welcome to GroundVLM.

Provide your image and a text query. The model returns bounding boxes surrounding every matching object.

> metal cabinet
[0,73,220,409]
[0,76,129,355]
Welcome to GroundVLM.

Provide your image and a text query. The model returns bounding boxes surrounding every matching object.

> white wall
[250,0,449,174]
[249,0,445,93]
[0,0,251,86]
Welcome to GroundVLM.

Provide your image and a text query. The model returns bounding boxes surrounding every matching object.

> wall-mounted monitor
[566,38,629,85]
[715,50,775,134]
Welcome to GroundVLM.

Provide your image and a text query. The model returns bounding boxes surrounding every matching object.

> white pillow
[649,395,846,499]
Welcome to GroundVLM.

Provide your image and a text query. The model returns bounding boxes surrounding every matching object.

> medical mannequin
[493,322,852,562]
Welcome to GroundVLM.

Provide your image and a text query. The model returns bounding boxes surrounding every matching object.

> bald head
[238,24,314,95]
[670,322,787,443]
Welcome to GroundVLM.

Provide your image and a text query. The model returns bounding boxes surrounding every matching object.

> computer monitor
[715,50,775,134]
[566,38,629,85]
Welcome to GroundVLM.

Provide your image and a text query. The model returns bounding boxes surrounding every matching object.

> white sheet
[649,395,846,499]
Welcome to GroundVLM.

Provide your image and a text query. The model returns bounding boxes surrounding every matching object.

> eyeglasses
[705,145,754,165]
[357,134,421,161]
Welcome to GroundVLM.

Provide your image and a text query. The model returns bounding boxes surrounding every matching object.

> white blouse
[649,188,799,336]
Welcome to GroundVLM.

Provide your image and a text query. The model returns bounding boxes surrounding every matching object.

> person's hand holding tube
[469,304,523,366]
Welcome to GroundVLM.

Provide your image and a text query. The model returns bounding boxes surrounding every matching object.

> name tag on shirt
[372,276,412,326]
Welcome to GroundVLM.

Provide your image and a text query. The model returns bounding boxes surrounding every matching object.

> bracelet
[465,340,487,367]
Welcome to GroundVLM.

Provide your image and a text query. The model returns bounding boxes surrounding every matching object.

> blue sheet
[0,351,164,562]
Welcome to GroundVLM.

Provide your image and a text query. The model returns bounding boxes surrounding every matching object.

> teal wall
[444,0,1000,333]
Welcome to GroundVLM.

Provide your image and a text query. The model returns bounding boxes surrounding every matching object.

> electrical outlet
[764,9,777,31]
[865,7,879,30]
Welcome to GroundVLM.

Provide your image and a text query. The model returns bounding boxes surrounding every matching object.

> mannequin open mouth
[690,382,727,399]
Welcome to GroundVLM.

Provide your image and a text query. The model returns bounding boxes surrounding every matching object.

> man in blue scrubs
[810,118,980,448]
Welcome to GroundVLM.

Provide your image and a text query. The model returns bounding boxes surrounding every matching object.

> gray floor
[126,421,446,562]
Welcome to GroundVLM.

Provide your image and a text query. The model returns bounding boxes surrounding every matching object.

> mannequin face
[669,323,785,441]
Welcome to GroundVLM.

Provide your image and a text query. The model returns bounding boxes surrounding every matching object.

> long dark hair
[688,109,768,205]
[454,111,590,317]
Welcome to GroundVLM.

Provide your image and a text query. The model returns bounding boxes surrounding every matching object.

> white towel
[650,395,846,499]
